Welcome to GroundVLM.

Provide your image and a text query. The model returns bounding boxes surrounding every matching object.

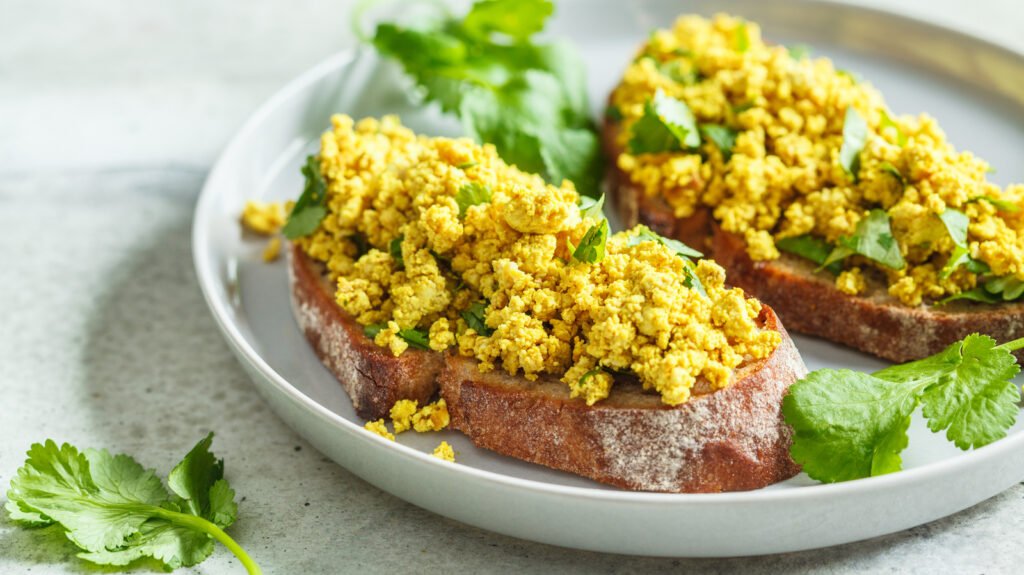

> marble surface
[3,1,1024,573]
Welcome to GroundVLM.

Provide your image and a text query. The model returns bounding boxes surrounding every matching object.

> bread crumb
[432,441,455,462]
[364,419,394,441]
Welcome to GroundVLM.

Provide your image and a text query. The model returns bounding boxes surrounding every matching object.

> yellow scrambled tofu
[610,14,1024,306]
[295,114,779,406]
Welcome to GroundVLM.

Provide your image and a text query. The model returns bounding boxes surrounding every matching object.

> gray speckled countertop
[3,1,1024,573]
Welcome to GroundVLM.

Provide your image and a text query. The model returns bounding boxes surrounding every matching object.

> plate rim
[191,1,1024,508]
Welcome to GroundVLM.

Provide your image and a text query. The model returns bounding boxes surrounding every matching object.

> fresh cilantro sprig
[460,301,493,336]
[572,219,609,264]
[578,193,605,219]
[283,155,328,239]
[784,334,1023,483]
[5,434,260,573]
[628,90,700,154]
[368,0,602,196]
[821,209,905,270]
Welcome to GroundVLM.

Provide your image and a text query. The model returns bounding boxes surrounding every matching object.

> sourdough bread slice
[440,304,804,493]
[288,241,805,492]
[603,118,1024,363]
[288,243,444,420]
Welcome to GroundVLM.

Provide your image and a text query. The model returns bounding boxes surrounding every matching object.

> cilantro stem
[152,508,262,575]
[995,336,1024,353]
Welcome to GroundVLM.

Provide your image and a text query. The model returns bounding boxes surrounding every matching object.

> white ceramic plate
[193,0,1024,557]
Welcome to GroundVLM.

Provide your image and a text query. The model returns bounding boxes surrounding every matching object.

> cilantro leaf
[879,110,907,147]
[455,182,492,218]
[783,369,919,482]
[879,162,905,186]
[628,90,700,154]
[974,195,1021,213]
[389,235,404,268]
[699,124,738,161]
[823,209,905,270]
[283,156,328,239]
[937,209,972,278]
[784,334,1024,483]
[984,275,1024,301]
[462,0,553,42]
[839,107,868,181]
[461,301,493,336]
[5,435,259,573]
[398,328,431,350]
[776,234,842,274]
[787,44,811,60]
[572,219,609,264]
[578,194,605,219]
[911,335,1020,449]
[364,324,384,339]
[734,21,750,53]
[938,287,1002,305]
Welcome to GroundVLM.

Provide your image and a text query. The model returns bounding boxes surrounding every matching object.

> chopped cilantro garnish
[455,182,492,218]
[572,219,609,264]
[822,209,905,270]
[460,301,493,336]
[628,90,700,154]
[838,107,868,182]
[776,234,842,274]
[699,124,738,161]
[282,155,328,239]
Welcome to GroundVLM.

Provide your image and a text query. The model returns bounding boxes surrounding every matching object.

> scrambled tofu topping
[390,399,450,433]
[364,419,394,441]
[296,114,779,406]
[241,200,285,235]
[432,441,455,462]
[610,14,1024,306]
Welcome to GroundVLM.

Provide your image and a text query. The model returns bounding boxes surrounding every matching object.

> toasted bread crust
[603,117,1024,363]
[288,243,443,420]
[289,240,805,492]
[440,305,804,493]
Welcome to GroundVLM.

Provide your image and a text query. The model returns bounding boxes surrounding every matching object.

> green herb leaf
[938,287,1002,305]
[462,0,553,42]
[879,110,907,147]
[628,90,700,154]
[823,209,905,270]
[398,328,431,350]
[605,105,623,122]
[578,194,605,219]
[282,156,328,239]
[879,162,905,186]
[839,107,868,182]
[572,219,609,264]
[655,59,700,85]
[784,334,1023,483]
[578,367,603,387]
[5,436,259,573]
[455,182,492,218]
[985,275,1024,301]
[734,21,750,53]
[937,209,970,278]
[461,301,493,336]
[456,161,478,170]
[369,1,601,196]
[783,369,919,482]
[364,324,384,339]
[699,124,738,161]
[389,235,404,268]
[776,234,842,274]
[787,44,811,60]
[975,195,1021,213]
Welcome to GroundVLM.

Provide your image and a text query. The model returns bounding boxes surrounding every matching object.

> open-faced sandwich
[274,114,806,493]
[604,14,1024,363]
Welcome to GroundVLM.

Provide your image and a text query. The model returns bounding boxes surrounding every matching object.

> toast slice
[288,242,805,492]
[288,242,444,420]
[604,119,1024,363]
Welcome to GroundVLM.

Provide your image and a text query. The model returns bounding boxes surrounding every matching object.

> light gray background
[2,1,1023,573]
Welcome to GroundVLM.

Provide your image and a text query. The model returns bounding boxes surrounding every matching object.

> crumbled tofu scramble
[611,14,1024,306]
[296,115,779,406]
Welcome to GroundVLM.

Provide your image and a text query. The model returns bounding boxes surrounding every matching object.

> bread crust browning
[603,116,1024,363]
[288,243,443,420]
[440,305,804,493]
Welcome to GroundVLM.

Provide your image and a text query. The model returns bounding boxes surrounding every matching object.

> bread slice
[288,241,805,492]
[288,242,444,420]
[603,118,1024,363]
